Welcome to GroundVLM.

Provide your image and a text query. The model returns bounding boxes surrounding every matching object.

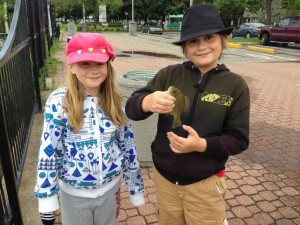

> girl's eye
[80,62,91,66]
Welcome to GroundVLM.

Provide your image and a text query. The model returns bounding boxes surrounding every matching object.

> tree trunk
[93,0,99,29]
[265,0,273,24]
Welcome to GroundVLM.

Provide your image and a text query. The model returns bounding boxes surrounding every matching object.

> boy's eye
[205,35,213,40]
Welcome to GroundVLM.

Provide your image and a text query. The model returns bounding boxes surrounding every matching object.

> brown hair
[64,61,126,133]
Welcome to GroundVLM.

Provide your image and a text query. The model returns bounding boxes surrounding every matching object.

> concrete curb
[227,43,242,48]
[247,45,277,54]
[227,42,278,54]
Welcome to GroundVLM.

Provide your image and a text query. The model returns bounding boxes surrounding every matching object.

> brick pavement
[19,32,300,225]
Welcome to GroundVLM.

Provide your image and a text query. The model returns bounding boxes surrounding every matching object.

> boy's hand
[142,91,175,114]
[167,125,207,153]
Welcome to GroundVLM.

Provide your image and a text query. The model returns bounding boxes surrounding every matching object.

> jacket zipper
[175,69,205,184]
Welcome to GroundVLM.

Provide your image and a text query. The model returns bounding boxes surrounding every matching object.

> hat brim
[67,52,110,65]
[173,27,233,45]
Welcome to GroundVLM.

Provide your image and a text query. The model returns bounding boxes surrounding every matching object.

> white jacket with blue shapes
[34,88,144,212]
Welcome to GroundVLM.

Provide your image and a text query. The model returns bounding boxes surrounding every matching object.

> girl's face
[185,34,225,73]
[69,61,108,97]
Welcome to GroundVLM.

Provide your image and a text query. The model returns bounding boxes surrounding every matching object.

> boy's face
[69,61,108,97]
[184,33,224,73]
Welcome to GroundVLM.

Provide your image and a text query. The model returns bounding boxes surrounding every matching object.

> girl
[35,33,145,225]
[125,4,250,225]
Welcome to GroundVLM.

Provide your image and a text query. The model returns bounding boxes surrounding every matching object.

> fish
[167,86,188,128]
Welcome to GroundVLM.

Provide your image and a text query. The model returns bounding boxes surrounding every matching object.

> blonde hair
[64,61,127,133]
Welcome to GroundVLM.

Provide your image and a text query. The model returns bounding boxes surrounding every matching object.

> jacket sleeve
[117,116,145,207]
[34,92,65,212]
[125,67,170,121]
[204,79,250,157]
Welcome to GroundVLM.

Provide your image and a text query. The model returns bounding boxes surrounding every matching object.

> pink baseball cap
[65,33,115,65]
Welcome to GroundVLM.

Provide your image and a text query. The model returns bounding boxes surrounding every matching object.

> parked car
[231,22,265,38]
[141,22,163,35]
[258,16,300,46]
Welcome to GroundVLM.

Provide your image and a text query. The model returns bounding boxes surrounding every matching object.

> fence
[0,0,55,224]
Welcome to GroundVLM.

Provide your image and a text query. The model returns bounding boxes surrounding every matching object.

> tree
[265,0,273,24]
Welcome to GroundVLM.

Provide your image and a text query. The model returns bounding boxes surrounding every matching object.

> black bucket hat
[173,4,233,45]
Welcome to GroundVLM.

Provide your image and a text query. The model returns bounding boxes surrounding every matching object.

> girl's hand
[142,91,175,114]
[167,125,207,153]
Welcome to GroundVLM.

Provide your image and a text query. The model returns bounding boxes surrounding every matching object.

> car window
[278,18,290,26]
[290,18,298,25]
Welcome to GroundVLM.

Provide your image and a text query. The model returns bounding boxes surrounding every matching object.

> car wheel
[261,33,270,45]
[245,32,251,38]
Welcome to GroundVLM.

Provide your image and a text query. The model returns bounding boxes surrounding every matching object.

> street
[138,32,300,63]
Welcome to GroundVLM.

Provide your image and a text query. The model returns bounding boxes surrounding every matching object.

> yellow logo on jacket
[201,92,233,106]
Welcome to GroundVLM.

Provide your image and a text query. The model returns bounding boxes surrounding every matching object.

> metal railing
[0,0,55,224]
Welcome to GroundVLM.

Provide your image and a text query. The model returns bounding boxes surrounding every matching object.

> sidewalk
[19,32,300,225]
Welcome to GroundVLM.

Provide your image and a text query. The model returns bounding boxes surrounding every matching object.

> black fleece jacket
[125,62,250,185]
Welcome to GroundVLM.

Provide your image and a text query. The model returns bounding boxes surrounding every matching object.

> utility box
[118,71,157,167]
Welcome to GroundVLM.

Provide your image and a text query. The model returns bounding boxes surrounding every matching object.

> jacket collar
[183,60,230,74]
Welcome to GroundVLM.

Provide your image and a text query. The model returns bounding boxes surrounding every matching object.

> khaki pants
[154,168,227,225]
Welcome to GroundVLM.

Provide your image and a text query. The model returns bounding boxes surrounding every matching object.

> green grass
[39,38,63,90]
[228,37,260,43]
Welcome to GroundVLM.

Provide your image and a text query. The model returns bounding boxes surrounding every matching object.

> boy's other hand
[142,91,175,114]
[167,125,207,153]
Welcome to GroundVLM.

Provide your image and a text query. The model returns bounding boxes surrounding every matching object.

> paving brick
[252,212,274,225]
[281,187,299,196]
[226,171,242,180]
[243,217,260,225]
[231,206,252,218]
[240,185,259,195]
[126,216,147,225]
[145,214,158,224]
[277,206,299,219]
[235,195,255,206]
[137,203,156,216]
[262,181,280,191]
[257,200,277,213]
[279,195,299,207]
[276,219,297,225]
[259,190,278,201]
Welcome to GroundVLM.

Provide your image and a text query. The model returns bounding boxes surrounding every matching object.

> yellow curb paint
[227,43,242,48]
[247,46,277,54]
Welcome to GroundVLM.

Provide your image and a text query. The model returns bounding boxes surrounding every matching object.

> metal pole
[132,0,134,22]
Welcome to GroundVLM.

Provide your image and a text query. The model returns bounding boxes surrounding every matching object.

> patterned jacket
[35,87,144,212]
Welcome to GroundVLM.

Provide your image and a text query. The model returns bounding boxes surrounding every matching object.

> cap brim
[67,52,110,65]
[173,27,233,45]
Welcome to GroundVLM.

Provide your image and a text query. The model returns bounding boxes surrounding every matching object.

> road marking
[269,55,297,61]
[246,53,274,60]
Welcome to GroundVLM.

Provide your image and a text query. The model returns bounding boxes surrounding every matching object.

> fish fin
[172,120,182,129]
[184,96,190,112]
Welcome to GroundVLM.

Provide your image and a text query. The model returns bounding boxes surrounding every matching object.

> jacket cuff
[38,195,60,213]
[203,137,220,156]
[129,193,145,207]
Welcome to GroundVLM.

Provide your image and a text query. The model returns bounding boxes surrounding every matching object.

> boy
[125,3,250,225]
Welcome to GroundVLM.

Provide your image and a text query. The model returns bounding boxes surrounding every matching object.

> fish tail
[172,120,182,129]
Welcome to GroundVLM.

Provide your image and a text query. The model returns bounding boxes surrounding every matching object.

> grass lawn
[228,37,260,43]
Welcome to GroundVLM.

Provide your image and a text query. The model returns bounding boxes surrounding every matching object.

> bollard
[118,71,157,167]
